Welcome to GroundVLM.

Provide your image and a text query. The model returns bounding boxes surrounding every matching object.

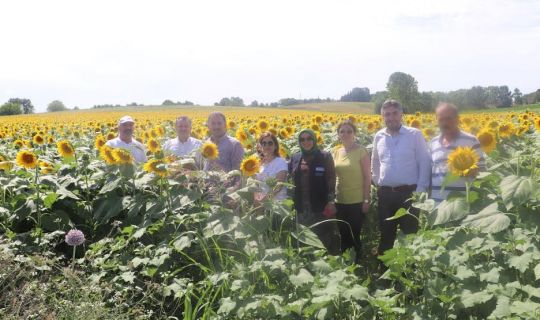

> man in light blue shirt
[371,99,431,256]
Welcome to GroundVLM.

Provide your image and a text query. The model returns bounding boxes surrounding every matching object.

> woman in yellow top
[332,120,371,262]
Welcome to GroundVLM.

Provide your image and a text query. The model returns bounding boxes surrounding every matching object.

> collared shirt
[430,130,486,202]
[204,134,245,172]
[163,136,203,166]
[371,125,431,192]
[105,137,147,163]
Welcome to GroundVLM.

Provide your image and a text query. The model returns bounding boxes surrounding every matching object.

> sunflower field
[0,107,539,319]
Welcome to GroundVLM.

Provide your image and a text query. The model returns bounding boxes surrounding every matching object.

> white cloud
[0,0,539,111]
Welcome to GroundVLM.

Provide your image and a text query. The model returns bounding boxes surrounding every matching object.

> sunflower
[498,123,515,139]
[240,155,260,177]
[14,139,24,148]
[409,119,422,129]
[235,128,248,143]
[534,117,540,132]
[33,134,45,145]
[57,140,75,158]
[447,146,480,177]
[0,161,13,172]
[200,141,219,160]
[476,129,497,153]
[111,148,134,165]
[39,160,55,174]
[147,138,161,153]
[143,159,168,177]
[422,128,435,141]
[95,134,106,150]
[16,150,38,169]
[99,145,117,165]
[257,119,269,131]
[106,132,116,140]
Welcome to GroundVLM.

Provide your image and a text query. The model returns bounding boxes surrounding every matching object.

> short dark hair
[381,99,403,113]
[435,102,459,117]
[207,112,227,125]
[175,116,192,126]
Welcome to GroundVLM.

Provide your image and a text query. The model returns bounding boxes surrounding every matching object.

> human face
[338,124,355,145]
[118,121,134,141]
[436,107,459,136]
[176,119,192,139]
[259,137,276,158]
[299,133,314,151]
[207,115,226,138]
[382,106,403,132]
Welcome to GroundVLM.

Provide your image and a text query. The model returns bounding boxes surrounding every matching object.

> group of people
[106,99,485,262]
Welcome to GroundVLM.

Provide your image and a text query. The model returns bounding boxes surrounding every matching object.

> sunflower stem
[35,165,42,229]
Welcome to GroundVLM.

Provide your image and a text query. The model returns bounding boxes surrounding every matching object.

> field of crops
[0,106,539,319]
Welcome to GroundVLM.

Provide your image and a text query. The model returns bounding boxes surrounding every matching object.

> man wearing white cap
[105,115,147,163]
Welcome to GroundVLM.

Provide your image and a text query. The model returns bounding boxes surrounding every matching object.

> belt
[380,184,417,192]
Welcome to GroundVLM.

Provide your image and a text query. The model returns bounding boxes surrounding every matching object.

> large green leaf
[433,197,469,225]
[291,223,325,249]
[93,194,124,223]
[289,268,314,287]
[500,175,535,210]
[462,203,511,233]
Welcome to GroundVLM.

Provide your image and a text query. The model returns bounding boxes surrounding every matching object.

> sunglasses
[299,137,313,142]
[260,140,274,146]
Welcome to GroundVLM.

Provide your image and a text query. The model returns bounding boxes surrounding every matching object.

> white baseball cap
[118,115,135,125]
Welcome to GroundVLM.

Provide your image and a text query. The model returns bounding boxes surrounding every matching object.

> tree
[215,97,244,107]
[418,92,435,112]
[512,88,523,105]
[465,86,487,109]
[8,98,34,114]
[386,72,420,113]
[371,91,389,114]
[340,87,371,102]
[249,100,259,107]
[47,100,68,112]
[0,102,23,115]
[162,99,174,105]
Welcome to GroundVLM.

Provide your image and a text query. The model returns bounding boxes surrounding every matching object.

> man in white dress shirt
[163,116,202,168]
[105,115,147,163]
[371,99,431,256]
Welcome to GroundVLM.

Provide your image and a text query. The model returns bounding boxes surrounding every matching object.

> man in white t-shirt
[163,116,202,168]
[105,115,147,163]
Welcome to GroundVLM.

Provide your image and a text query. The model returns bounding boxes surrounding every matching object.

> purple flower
[65,229,85,246]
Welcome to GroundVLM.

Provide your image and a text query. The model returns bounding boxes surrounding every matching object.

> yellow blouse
[332,145,367,204]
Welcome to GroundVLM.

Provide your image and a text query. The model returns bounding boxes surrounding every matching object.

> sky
[1,0,539,112]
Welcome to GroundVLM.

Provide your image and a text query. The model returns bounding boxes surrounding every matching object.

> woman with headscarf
[288,129,340,255]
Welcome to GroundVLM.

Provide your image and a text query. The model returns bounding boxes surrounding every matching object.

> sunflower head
[447,146,480,177]
[498,123,515,139]
[33,134,45,145]
[99,145,117,165]
[240,155,260,177]
[257,120,269,131]
[16,150,38,169]
[200,141,219,160]
[0,161,14,172]
[57,140,75,158]
[95,134,106,150]
[147,138,161,153]
[143,159,168,177]
[476,129,497,153]
[111,148,134,165]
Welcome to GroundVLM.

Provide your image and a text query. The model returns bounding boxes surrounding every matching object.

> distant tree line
[214,97,245,107]
[162,100,195,106]
[0,98,35,115]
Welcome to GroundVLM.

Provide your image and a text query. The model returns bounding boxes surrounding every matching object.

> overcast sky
[1,0,539,112]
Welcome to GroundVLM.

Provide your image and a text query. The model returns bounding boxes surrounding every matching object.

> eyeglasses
[260,140,274,146]
[339,130,354,134]
[299,137,313,142]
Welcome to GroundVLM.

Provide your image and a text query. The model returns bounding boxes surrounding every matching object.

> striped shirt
[430,131,486,202]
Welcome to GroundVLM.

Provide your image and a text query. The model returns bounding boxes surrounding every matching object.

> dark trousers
[377,187,419,255]
[336,203,364,258]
